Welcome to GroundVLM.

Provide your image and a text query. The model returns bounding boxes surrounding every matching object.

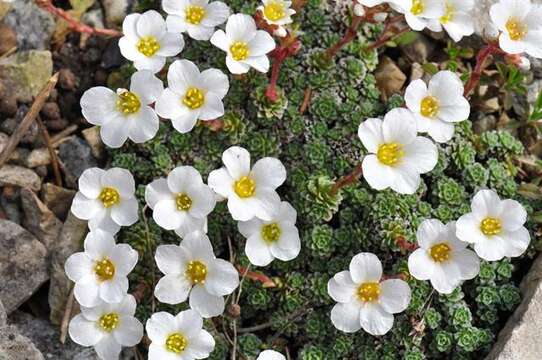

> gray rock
[486,255,542,360]
[0,300,6,327]
[3,0,55,51]
[102,0,133,27]
[0,219,49,314]
[20,188,63,250]
[58,136,98,189]
[0,165,42,191]
[25,148,51,168]
[0,50,53,103]
[41,183,76,221]
[399,33,436,64]
[82,126,105,160]
[0,325,44,360]
[48,212,87,325]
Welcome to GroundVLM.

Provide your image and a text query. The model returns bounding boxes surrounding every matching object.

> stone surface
[486,255,542,360]
[0,24,17,56]
[0,300,6,327]
[374,56,406,101]
[48,212,87,325]
[26,148,51,168]
[20,188,63,250]
[0,219,48,314]
[0,50,53,103]
[58,136,98,189]
[41,183,76,221]
[0,164,42,191]
[0,325,44,360]
[102,0,132,27]
[3,0,56,51]
[399,33,436,64]
[82,126,106,160]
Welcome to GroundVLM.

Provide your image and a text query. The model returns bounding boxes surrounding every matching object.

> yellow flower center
[480,217,502,236]
[176,193,192,211]
[166,333,188,353]
[377,143,404,166]
[116,91,141,115]
[98,313,119,332]
[420,96,440,118]
[94,258,116,282]
[137,36,161,57]
[261,223,281,243]
[99,187,120,208]
[186,260,207,284]
[183,87,205,109]
[505,18,528,41]
[411,0,425,15]
[430,243,451,263]
[263,1,286,21]
[234,176,256,198]
[185,5,206,25]
[440,3,454,24]
[230,41,250,61]
[357,282,380,302]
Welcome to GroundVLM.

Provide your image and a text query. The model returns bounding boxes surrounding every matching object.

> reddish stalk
[36,0,122,37]
[365,25,409,52]
[236,266,276,288]
[265,38,301,102]
[330,163,363,196]
[463,43,503,97]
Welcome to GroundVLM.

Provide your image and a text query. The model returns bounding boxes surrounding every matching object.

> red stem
[365,25,409,52]
[325,15,364,59]
[36,0,122,37]
[330,163,363,195]
[463,44,502,97]
[265,50,288,102]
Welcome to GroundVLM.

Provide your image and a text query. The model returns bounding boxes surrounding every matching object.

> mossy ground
[107,0,541,358]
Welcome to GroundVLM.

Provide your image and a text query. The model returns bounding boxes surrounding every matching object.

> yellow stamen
[165,333,188,353]
[357,282,380,302]
[137,36,160,57]
[440,3,454,24]
[430,243,451,263]
[377,143,404,166]
[263,1,286,21]
[185,5,206,25]
[99,187,120,208]
[411,0,425,15]
[480,217,502,236]
[98,313,119,332]
[176,193,192,211]
[95,258,115,282]
[186,260,207,284]
[420,96,440,118]
[505,18,528,41]
[261,223,281,243]
[183,88,205,109]
[230,41,250,61]
[116,91,141,115]
[234,176,256,198]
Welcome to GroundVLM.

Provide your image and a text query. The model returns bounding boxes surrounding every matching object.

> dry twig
[36,115,62,186]
[59,286,75,344]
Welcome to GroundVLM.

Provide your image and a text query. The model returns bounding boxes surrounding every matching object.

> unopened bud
[353,4,365,17]
[227,303,241,318]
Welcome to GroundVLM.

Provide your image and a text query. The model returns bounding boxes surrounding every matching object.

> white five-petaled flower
[65,229,138,307]
[145,166,216,238]
[456,189,530,261]
[257,350,286,360]
[490,0,542,58]
[408,219,480,294]
[396,0,445,31]
[119,10,184,73]
[238,201,301,266]
[258,0,296,37]
[210,13,276,74]
[208,146,285,221]
[71,167,139,234]
[327,253,411,336]
[155,59,229,134]
[358,108,438,195]
[163,0,230,41]
[69,294,143,360]
[154,232,239,318]
[429,0,474,42]
[404,70,470,143]
[146,310,215,360]
[80,70,163,148]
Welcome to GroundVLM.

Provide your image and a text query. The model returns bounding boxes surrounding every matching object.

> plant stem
[365,25,409,52]
[463,44,502,97]
[330,163,363,196]
[324,14,364,60]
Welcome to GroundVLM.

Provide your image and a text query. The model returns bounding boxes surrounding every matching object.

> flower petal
[201,68,229,99]
[327,271,357,303]
[171,110,199,133]
[185,329,216,358]
[110,198,139,226]
[81,87,118,126]
[378,279,411,314]
[330,301,362,333]
[382,108,417,145]
[113,316,143,346]
[155,244,188,274]
[359,303,394,336]
[189,284,225,318]
[136,10,166,39]
[154,274,192,304]
[145,178,171,209]
[404,79,428,113]
[102,168,135,198]
[205,259,239,296]
[175,309,203,338]
[223,146,251,179]
[349,252,382,283]
[155,88,185,120]
[130,70,164,104]
[225,13,257,41]
[251,157,287,190]
[127,106,159,143]
[146,312,177,343]
[407,248,434,281]
[245,233,274,266]
[362,155,394,191]
[100,277,128,303]
[68,314,103,346]
[199,92,224,120]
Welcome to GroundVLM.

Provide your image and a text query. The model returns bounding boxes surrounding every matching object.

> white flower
[456,189,530,261]
[429,0,474,42]
[80,71,163,148]
[71,167,139,234]
[208,146,285,221]
[238,201,300,266]
[258,0,296,33]
[65,229,138,307]
[210,13,276,74]
[327,253,411,336]
[404,70,470,143]
[358,0,398,6]
[408,219,480,294]
[69,294,143,360]
[257,350,286,360]
[154,232,239,318]
[155,59,229,134]
[146,310,215,360]
[358,108,438,195]
[145,166,216,238]
[490,0,542,58]
[119,10,184,73]
[163,0,230,41]
[396,0,445,31]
